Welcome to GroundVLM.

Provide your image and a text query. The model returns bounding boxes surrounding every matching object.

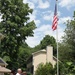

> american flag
[52,1,58,31]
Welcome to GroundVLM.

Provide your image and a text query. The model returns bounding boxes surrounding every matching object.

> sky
[0,0,75,47]
[23,0,75,47]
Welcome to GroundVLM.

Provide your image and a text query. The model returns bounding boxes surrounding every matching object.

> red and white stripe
[52,15,58,30]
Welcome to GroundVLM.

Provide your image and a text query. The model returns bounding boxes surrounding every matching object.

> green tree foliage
[35,63,54,75]
[59,11,75,62]
[17,43,33,70]
[34,35,57,55]
[59,43,73,62]
[54,62,66,75]
[40,35,56,49]
[54,62,75,75]
[0,0,36,69]
[57,11,75,75]
[40,35,56,54]
[64,62,75,75]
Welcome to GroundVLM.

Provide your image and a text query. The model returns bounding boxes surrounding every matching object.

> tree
[40,35,57,55]
[0,0,36,69]
[59,43,73,62]
[59,11,75,62]
[40,35,56,49]
[54,61,75,75]
[17,43,31,70]
[33,35,57,55]
[35,63,54,75]
[54,62,66,75]
[64,62,75,75]
[64,12,75,60]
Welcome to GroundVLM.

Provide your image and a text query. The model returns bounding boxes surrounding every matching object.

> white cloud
[43,11,61,21]
[23,0,28,3]
[0,15,2,22]
[30,0,38,3]
[36,24,64,41]
[28,2,35,9]
[26,25,51,47]
[35,20,41,26]
[58,26,65,41]
[23,0,71,47]
[23,0,35,9]
[23,0,50,9]
[29,10,41,26]
[29,13,36,21]
[59,16,72,24]
[59,0,75,9]
[35,24,50,32]
[38,0,50,9]
[43,11,53,21]
[25,35,41,47]
[26,24,65,47]
[0,16,1,22]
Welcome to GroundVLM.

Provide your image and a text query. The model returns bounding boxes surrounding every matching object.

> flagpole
[52,0,59,74]
[56,24,59,75]
[56,0,59,75]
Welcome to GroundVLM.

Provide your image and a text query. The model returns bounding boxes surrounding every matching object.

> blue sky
[23,0,75,47]
[0,0,75,47]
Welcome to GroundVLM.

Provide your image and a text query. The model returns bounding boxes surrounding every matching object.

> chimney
[46,46,53,64]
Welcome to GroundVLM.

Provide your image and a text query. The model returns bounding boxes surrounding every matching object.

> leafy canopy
[59,11,75,62]
[0,0,36,69]
[35,63,54,75]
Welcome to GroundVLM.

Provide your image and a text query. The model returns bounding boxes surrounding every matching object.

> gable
[0,59,4,63]
[33,51,47,69]
[0,58,7,66]
[32,49,46,57]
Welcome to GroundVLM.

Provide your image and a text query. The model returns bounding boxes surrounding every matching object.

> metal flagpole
[56,0,59,75]
[56,23,59,75]
[52,0,59,74]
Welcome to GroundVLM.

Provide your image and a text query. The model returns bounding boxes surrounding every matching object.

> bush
[35,62,54,75]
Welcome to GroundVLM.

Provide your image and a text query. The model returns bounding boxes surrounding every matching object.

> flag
[52,1,58,30]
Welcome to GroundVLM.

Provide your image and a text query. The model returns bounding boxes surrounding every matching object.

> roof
[32,49,46,55]
[27,49,46,62]
[32,49,57,60]
[0,58,8,66]
[0,66,11,73]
